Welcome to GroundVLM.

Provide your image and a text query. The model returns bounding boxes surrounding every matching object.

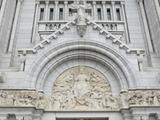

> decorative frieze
[128,90,160,106]
[0,89,160,111]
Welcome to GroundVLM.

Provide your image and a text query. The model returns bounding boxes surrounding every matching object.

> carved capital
[121,1,125,5]
[18,0,24,3]
[55,1,58,5]
[35,0,40,4]
[45,0,49,4]
[93,1,96,5]
[137,0,144,4]
[102,1,106,5]
[111,1,115,5]
[64,1,68,5]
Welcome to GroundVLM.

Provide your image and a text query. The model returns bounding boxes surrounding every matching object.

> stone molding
[0,89,160,111]
[24,40,136,91]
[18,19,145,56]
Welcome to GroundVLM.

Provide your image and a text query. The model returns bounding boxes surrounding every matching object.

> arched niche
[26,40,137,94]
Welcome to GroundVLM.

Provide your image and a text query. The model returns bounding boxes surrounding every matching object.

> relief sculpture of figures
[128,90,160,106]
[51,66,120,111]
[1,89,160,110]
[70,0,92,37]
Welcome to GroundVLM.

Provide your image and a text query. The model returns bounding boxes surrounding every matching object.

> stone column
[54,1,58,20]
[45,0,49,20]
[93,1,97,20]
[31,0,40,43]
[64,1,68,20]
[137,0,153,66]
[121,1,130,43]
[102,1,107,20]
[111,1,115,21]
[137,0,153,52]
[154,0,160,21]
[0,0,7,30]
[8,0,24,53]
[121,110,132,120]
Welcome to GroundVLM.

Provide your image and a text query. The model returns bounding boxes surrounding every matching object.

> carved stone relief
[71,0,92,37]
[0,72,160,111]
[51,66,119,111]
[128,90,160,106]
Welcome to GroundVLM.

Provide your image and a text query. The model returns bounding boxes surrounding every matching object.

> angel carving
[70,0,92,37]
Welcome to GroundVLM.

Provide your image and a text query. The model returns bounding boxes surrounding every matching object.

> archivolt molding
[0,89,160,111]
[25,41,136,92]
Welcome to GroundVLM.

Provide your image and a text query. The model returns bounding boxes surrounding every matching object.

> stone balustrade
[38,21,125,33]
[96,21,125,32]
[38,21,67,33]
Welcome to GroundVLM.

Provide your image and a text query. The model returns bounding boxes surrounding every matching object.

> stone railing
[38,21,67,33]
[96,21,125,32]
[38,21,125,33]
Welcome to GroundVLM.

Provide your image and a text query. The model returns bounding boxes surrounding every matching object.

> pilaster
[137,0,153,66]
[111,1,115,21]
[64,1,68,20]
[93,1,97,20]
[54,1,58,20]
[102,1,107,20]
[45,0,49,20]
[31,0,40,43]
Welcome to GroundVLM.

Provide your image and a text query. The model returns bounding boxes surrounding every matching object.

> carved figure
[51,66,116,110]
[70,0,92,37]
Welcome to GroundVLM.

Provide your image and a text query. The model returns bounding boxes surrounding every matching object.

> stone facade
[0,0,160,120]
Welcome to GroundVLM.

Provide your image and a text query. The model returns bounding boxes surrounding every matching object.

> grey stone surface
[0,0,160,119]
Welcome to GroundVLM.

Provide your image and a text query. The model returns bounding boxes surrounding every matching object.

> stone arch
[26,40,137,93]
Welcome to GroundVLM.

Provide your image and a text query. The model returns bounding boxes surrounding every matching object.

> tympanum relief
[51,66,119,111]
[1,66,160,111]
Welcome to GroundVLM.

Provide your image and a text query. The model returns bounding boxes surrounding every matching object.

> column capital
[121,1,125,5]
[18,0,24,3]
[64,1,68,4]
[93,1,96,5]
[137,0,144,3]
[55,1,58,4]
[102,1,106,5]
[35,0,40,4]
[111,1,115,5]
[45,0,49,4]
